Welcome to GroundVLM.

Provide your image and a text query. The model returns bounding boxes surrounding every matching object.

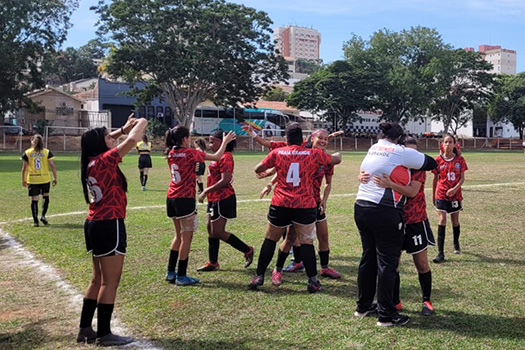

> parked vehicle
[3,122,30,135]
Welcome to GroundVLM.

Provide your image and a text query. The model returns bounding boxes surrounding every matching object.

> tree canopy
[488,73,525,139]
[0,0,78,118]
[93,0,289,128]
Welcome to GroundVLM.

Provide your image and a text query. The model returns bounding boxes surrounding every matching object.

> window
[165,107,172,118]
[201,109,219,118]
[156,106,164,118]
[147,106,154,118]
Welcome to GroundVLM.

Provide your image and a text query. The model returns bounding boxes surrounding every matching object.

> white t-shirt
[356,139,426,208]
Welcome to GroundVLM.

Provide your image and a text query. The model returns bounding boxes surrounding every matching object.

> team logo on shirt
[455,163,460,170]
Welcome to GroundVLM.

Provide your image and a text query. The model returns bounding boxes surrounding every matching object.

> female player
[432,133,468,263]
[360,137,435,316]
[77,115,147,346]
[354,122,436,327]
[21,134,57,227]
[164,127,235,286]
[136,134,152,191]
[194,138,207,194]
[197,129,254,272]
[262,129,341,286]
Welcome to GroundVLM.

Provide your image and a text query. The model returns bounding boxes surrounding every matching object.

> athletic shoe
[354,303,377,318]
[142,186,146,191]
[33,221,39,227]
[248,275,264,290]
[320,267,341,279]
[395,302,403,310]
[165,271,177,283]
[76,326,96,344]
[271,269,282,286]
[95,333,134,346]
[175,275,200,286]
[421,301,435,316]
[307,280,322,293]
[40,217,48,225]
[197,261,219,272]
[433,254,445,263]
[454,242,461,254]
[244,246,254,268]
[283,261,304,273]
[377,314,410,327]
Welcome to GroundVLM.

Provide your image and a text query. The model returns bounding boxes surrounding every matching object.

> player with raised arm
[77,114,147,346]
[197,129,254,272]
[432,133,468,263]
[249,123,341,293]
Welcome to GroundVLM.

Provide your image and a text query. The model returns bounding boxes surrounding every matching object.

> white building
[273,26,321,61]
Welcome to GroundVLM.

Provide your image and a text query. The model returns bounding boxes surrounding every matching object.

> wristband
[249,130,257,138]
[120,127,126,135]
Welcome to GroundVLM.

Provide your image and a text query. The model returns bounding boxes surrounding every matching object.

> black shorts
[166,197,197,218]
[28,183,50,196]
[267,205,317,227]
[436,199,462,214]
[403,219,435,254]
[84,218,127,257]
[316,202,326,222]
[196,162,206,176]
[138,154,152,169]
[207,195,236,222]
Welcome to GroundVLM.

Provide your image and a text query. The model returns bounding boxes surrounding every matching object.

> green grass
[0,150,524,350]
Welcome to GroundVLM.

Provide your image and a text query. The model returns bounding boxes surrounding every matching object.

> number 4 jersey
[432,154,468,201]
[262,145,332,209]
[167,147,206,199]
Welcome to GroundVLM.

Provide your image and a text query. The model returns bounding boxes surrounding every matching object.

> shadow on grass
[0,321,70,350]
[407,309,525,341]
[155,336,308,350]
[39,223,84,230]
[462,252,525,266]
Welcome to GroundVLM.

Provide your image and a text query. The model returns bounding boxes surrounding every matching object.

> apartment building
[466,45,517,75]
[273,26,321,61]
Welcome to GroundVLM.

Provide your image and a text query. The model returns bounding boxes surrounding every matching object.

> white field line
[0,181,523,226]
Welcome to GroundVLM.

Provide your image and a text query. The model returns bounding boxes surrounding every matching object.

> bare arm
[358,170,370,184]
[260,173,278,199]
[198,172,232,203]
[329,152,342,165]
[48,159,57,186]
[242,125,272,148]
[373,174,421,198]
[254,161,269,175]
[319,174,333,214]
[328,130,344,140]
[116,118,148,159]
[256,167,276,179]
[21,161,28,187]
[446,172,465,197]
[204,132,236,161]
[432,172,438,206]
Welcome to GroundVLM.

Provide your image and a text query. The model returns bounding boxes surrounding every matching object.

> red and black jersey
[404,170,427,224]
[207,152,235,202]
[167,147,206,199]
[312,162,334,203]
[87,148,127,221]
[432,155,468,201]
[262,145,332,208]
[269,140,307,151]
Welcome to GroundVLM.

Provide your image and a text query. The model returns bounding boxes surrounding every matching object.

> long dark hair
[211,129,236,152]
[164,125,190,155]
[378,122,404,142]
[31,134,44,152]
[285,122,303,146]
[80,127,128,204]
[443,133,459,155]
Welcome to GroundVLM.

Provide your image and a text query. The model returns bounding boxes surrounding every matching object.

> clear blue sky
[65,0,525,72]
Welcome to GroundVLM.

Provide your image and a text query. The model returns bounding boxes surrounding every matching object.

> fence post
[355,137,357,150]
[497,138,500,149]
[510,138,512,150]
[474,137,476,149]
[426,138,428,150]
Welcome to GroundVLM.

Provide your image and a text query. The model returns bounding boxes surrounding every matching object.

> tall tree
[428,49,493,134]
[0,0,78,120]
[44,46,99,85]
[344,26,451,124]
[488,73,525,139]
[93,0,288,128]
[262,87,287,102]
[294,58,322,75]
[286,60,374,128]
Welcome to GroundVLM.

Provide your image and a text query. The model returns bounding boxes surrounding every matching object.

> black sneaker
[377,314,410,327]
[454,242,461,254]
[40,217,48,225]
[433,254,445,263]
[307,280,322,293]
[354,303,377,318]
[248,275,264,290]
[244,246,254,268]
[76,326,96,344]
[33,221,39,227]
[95,333,134,346]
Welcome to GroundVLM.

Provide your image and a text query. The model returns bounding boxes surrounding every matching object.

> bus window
[201,108,219,118]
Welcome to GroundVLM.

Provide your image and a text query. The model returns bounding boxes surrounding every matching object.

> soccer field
[0,150,524,350]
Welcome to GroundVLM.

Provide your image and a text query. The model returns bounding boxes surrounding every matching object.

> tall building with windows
[466,45,517,75]
[273,26,321,61]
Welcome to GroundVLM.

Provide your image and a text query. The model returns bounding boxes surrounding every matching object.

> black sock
[256,239,276,276]
[96,303,114,338]
[144,175,148,186]
[437,225,446,255]
[393,271,400,305]
[453,225,460,246]
[208,238,220,264]
[197,182,204,193]
[293,245,302,263]
[301,244,317,278]
[42,196,50,217]
[319,250,329,268]
[140,172,144,186]
[79,298,97,328]
[419,270,432,302]
[275,249,289,272]
[31,200,38,223]
[177,258,188,277]
[226,234,250,253]
[168,250,179,272]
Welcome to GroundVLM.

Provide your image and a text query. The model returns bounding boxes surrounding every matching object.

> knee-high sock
[256,239,276,276]
[437,225,446,255]
[143,175,148,186]
[79,298,97,328]
[318,250,329,269]
[275,249,289,271]
[177,258,188,277]
[168,250,179,272]
[31,200,39,223]
[140,172,144,186]
[225,234,250,253]
[42,196,50,217]
[96,303,114,338]
[293,245,302,263]
[301,244,317,278]
[208,238,220,264]
[418,270,432,302]
[453,225,460,246]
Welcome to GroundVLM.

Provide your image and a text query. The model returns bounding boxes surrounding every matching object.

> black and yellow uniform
[136,141,152,169]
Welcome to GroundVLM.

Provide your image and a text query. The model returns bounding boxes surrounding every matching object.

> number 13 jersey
[432,154,468,201]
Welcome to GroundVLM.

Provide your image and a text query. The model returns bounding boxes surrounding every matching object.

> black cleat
[433,254,445,263]
[377,314,410,327]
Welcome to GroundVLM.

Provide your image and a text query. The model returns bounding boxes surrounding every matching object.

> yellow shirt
[136,141,152,152]
[22,148,54,184]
